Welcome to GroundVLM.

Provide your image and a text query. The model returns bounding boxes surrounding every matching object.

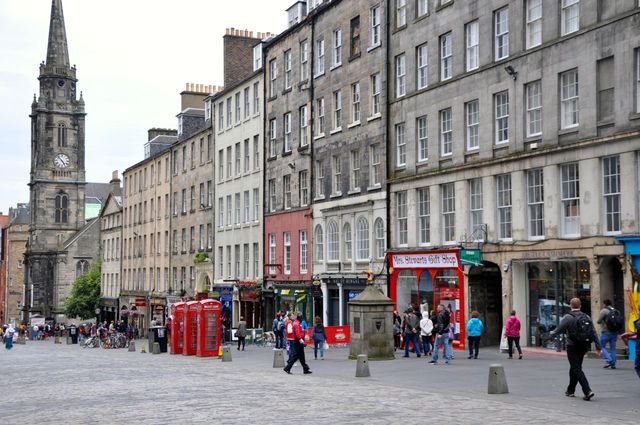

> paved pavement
[1,339,638,424]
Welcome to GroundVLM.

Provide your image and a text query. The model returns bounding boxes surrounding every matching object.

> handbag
[323,341,329,350]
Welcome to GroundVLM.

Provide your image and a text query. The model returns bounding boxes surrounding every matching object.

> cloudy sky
[0,0,293,213]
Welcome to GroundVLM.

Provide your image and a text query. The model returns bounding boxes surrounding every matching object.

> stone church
[23,0,110,323]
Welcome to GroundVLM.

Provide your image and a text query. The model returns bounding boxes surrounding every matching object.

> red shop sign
[135,298,147,307]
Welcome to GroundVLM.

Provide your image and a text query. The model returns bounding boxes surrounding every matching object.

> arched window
[374,218,385,259]
[327,220,339,261]
[343,222,352,261]
[314,224,324,262]
[356,217,369,260]
[76,260,90,278]
[55,191,68,223]
[57,123,67,147]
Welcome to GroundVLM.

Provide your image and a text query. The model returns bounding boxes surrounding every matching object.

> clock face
[54,153,70,169]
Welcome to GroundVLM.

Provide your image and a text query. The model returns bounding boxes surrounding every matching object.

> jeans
[432,334,451,362]
[635,343,640,379]
[507,336,522,357]
[403,332,421,357]
[421,335,431,355]
[468,336,481,358]
[313,339,325,358]
[237,336,245,350]
[566,344,591,396]
[275,331,283,349]
[599,331,617,366]
[287,339,295,361]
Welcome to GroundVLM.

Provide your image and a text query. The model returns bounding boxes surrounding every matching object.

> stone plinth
[348,284,395,360]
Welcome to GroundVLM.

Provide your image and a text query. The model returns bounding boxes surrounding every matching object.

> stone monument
[348,284,395,360]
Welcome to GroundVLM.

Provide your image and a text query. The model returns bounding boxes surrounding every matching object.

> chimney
[148,128,178,141]
[223,28,264,89]
[110,170,122,197]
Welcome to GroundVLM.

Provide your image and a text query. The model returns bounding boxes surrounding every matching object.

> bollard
[488,364,509,394]
[273,348,285,368]
[55,337,62,344]
[152,342,161,355]
[66,336,72,345]
[128,341,136,352]
[355,354,371,378]
[141,343,146,353]
[221,346,232,362]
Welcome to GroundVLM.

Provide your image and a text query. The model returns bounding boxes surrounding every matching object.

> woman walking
[312,316,327,359]
[466,311,484,359]
[505,310,523,359]
[393,310,402,350]
[236,316,247,351]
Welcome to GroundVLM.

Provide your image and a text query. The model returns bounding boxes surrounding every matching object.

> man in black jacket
[428,304,451,364]
[550,298,601,401]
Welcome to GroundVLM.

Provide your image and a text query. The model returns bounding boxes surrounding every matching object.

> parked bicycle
[82,335,100,348]
[99,332,129,349]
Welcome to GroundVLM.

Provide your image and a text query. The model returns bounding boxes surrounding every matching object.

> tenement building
[99,172,123,324]
[1,205,29,323]
[387,0,640,349]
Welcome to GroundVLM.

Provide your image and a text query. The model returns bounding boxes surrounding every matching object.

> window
[526,81,542,136]
[226,146,232,177]
[466,100,479,150]
[418,187,430,245]
[440,108,452,156]
[316,160,325,198]
[327,221,339,261]
[395,123,406,167]
[351,82,361,123]
[395,54,406,97]
[181,188,187,213]
[440,32,452,81]
[253,82,260,114]
[300,105,309,146]
[560,163,580,237]
[496,174,512,239]
[316,38,325,76]
[560,69,579,129]
[207,224,212,249]
[350,150,360,190]
[527,169,544,238]
[268,234,276,274]
[226,98,232,127]
[244,87,250,119]
[316,98,325,136]
[370,144,381,186]
[283,174,292,209]
[417,0,428,17]
[235,142,241,175]
[207,181,212,207]
[441,183,456,243]
[218,104,224,130]
[495,91,509,144]
[469,179,483,239]
[217,198,224,227]
[284,50,292,89]
[561,0,579,36]
[269,119,277,157]
[333,29,342,67]
[253,43,262,70]
[253,188,260,221]
[218,150,224,180]
[417,116,428,161]
[76,260,89,278]
[374,218,385,259]
[350,16,361,57]
[417,44,428,89]
[54,191,68,223]
[226,195,232,225]
[494,8,509,60]
[370,5,381,47]
[356,217,370,260]
[396,0,406,28]
[269,59,277,98]
[190,185,196,211]
[244,191,250,223]
[597,57,614,123]
[243,244,249,278]
[526,0,542,49]
[284,113,292,152]
[235,92,241,122]
[636,49,640,113]
[253,135,260,169]
[397,191,408,245]
[253,243,259,278]
[314,225,324,262]
[333,90,342,130]
[57,123,67,147]
[332,155,342,194]
[268,179,276,212]
[283,232,291,275]
[371,73,381,115]
[300,231,308,274]
[342,223,352,261]
[603,156,621,233]
[244,139,250,172]
[465,21,479,71]
[300,40,309,81]
[299,170,309,206]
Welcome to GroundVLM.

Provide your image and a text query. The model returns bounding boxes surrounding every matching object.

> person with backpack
[550,298,601,401]
[429,304,451,365]
[272,312,282,349]
[596,299,623,369]
[312,316,327,360]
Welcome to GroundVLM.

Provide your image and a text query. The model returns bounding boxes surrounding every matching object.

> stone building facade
[99,172,123,324]
[2,205,29,324]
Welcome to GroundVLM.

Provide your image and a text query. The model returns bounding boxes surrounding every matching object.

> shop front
[149,297,167,326]
[237,280,262,329]
[100,298,118,324]
[321,276,368,326]
[273,282,314,326]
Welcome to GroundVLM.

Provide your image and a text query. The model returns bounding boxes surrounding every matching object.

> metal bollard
[273,348,285,368]
[355,354,371,377]
[488,364,509,394]
[152,342,161,355]
[222,346,232,362]
[128,341,136,352]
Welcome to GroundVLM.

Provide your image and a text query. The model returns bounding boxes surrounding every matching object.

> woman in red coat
[505,310,523,359]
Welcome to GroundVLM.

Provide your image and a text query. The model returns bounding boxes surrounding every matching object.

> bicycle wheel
[99,338,106,349]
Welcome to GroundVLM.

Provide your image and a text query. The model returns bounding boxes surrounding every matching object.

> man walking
[403,308,421,358]
[429,304,451,365]
[285,312,295,361]
[283,312,312,375]
[272,312,282,349]
[596,299,622,369]
[550,298,601,401]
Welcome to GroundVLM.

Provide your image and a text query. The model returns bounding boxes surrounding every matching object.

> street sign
[460,249,482,266]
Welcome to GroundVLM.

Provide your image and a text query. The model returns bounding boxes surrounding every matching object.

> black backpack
[604,307,624,333]
[568,312,595,345]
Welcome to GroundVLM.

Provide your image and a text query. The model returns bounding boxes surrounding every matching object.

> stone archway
[468,262,502,346]
[195,262,213,294]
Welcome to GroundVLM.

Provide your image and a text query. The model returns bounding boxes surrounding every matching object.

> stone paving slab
[0,340,638,424]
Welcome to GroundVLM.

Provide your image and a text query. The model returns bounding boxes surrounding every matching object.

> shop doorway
[468,263,502,346]
[599,257,624,315]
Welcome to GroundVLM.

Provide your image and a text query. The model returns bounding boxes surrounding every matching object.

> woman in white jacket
[420,313,434,357]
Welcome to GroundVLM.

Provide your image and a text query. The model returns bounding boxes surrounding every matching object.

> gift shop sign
[391,253,459,269]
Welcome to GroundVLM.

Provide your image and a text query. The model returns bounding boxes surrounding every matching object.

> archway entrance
[599,256,624,317]
[468,262,502,346]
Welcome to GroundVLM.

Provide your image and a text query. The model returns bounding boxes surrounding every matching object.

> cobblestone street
[1,340,638,424]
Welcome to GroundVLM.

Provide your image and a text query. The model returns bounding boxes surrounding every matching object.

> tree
[65,262,101,320]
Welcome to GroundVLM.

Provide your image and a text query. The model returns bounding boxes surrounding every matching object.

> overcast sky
[0,0,293,214]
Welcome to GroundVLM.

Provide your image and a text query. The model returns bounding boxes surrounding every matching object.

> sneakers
[583,391,595,401]
[610,365,616,369]
[603,363,611,369]
[303,370,313,374]
[428,360,437,364]
[283,368,291,375]
[565,391,575,397]
[468,355,474,359]
[518,354,523,360]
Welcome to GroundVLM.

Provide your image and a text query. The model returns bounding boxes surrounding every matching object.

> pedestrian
[429,304,451,365]
[283,312,312,375]
[596,299,623,369]
[550,297,601,401]
[285,312,295,361]
[505,310,523,359]
[403,308,421,358]
[272,312,282,349]
[4,324,15,349]
[420,310,433,356]
[634,309,640,380]
[235,316,247,351]
[392,310,402,351]
[312,316,327,360]
[466,311,484,359]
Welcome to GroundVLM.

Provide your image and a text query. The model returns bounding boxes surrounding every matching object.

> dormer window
[205,100,212,121]
[253,44,262,71]
[177,116,183,136]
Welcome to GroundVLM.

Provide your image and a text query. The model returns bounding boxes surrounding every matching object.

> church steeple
[46,0,70,69]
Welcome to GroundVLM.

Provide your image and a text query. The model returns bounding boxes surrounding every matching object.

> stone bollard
[55,337,62,344]
[152,342,161,355]
[222,346,232,362]
[128,341,136,352]
[488,364,509,394]
[66,336,73,345]
[355,354,371,378]
[273,348,285,368]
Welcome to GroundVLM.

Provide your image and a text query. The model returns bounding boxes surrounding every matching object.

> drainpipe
[384,0,391,296]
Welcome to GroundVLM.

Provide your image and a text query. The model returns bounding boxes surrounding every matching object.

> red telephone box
[170,302,185,355]
[196,299,221,357]
[183,301,199,355]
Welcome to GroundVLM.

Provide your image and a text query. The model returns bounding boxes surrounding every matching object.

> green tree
[65,262,101,319]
